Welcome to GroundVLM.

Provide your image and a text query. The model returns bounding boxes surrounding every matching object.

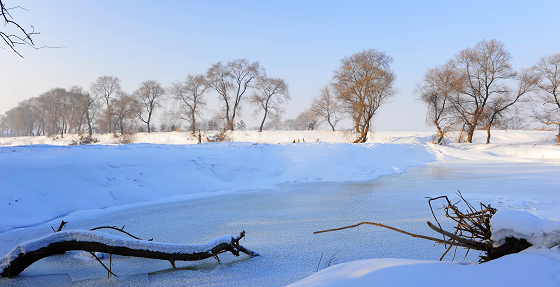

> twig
[314,221,479,249]
[90,226,152,241]
[316,252,323,272]
[88,251,117,278]
[51,220,67,232]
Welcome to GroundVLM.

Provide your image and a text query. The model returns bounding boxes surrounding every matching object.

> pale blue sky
[2,0,559,131]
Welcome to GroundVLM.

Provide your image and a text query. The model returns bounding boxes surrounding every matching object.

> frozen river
[1,160,559,286]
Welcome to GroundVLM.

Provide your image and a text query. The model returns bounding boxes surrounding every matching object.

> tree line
[1,39,559,144]
[0,59,292,138]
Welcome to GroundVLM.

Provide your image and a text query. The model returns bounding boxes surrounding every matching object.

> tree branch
[1,230,258,278]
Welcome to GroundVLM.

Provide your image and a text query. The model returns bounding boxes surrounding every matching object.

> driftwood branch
[426,221,486,250]
[314,192,531,262]
[314,221,483,250]
[0,230,258,278]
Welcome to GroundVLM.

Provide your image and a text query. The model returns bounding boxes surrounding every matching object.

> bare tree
[207,59,264,131]
[133,80,165,133]
[38,88,68,137]
[482,69,538,143]
[0,114,6,136]
[1,105,24,136]
[69,86,99,136]
[309,85,342,131]
[0,0,40,57]
[169,74,208,134]
[333,49,396,143]
[90,76,121,133]
[34,93,50,135]
[17,99,37,136]
[294,109,318,130]
[56,88,71,138]
[417,64,462,144]
[283,118,296,130]
[532,53,560,144]
[263,113,284,131]
[250,77,290,132]
[112,91,139,135]
[447,39,517,143]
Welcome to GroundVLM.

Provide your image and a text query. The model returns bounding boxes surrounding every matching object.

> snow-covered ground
[1,130,559,286]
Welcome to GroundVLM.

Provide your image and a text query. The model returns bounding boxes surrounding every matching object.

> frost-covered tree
[236,120,247,131]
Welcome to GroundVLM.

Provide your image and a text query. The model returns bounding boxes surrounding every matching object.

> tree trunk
[557,124,560,146]
[191,114,196,134]
[1,230,257,278]
[146,113,151,133]
[86,110,93,136]
[259,109,268,132]
[466,123,476,143]
[328,118,335,131]
[434,120,444,144]
[353,120,370,143]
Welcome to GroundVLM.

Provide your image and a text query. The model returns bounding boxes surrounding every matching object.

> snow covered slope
[0,140,434,232]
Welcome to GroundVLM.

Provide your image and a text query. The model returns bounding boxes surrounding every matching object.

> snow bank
[289,204,560,287]
[491,209,560,248]
[288,254,560,287]
[0,141,435,232]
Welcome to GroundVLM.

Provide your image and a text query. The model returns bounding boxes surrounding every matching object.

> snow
[1,129,560,286]
[491,209,560,249]
[0,230,235,274]
[287,254,560,287]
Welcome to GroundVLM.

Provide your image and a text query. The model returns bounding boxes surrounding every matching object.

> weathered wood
[1,230,257,278]
[314,193,534,263]
[426,221,487,250]
[314,221,481,250]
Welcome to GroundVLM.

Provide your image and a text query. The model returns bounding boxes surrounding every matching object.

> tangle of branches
[0,0,40,57]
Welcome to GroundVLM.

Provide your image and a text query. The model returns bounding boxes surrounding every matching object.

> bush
[70,134,100,145]
[113,133,136,144]
[206,128,230,142]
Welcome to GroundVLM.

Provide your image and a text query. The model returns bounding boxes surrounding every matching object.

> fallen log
[0,230,257,278]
